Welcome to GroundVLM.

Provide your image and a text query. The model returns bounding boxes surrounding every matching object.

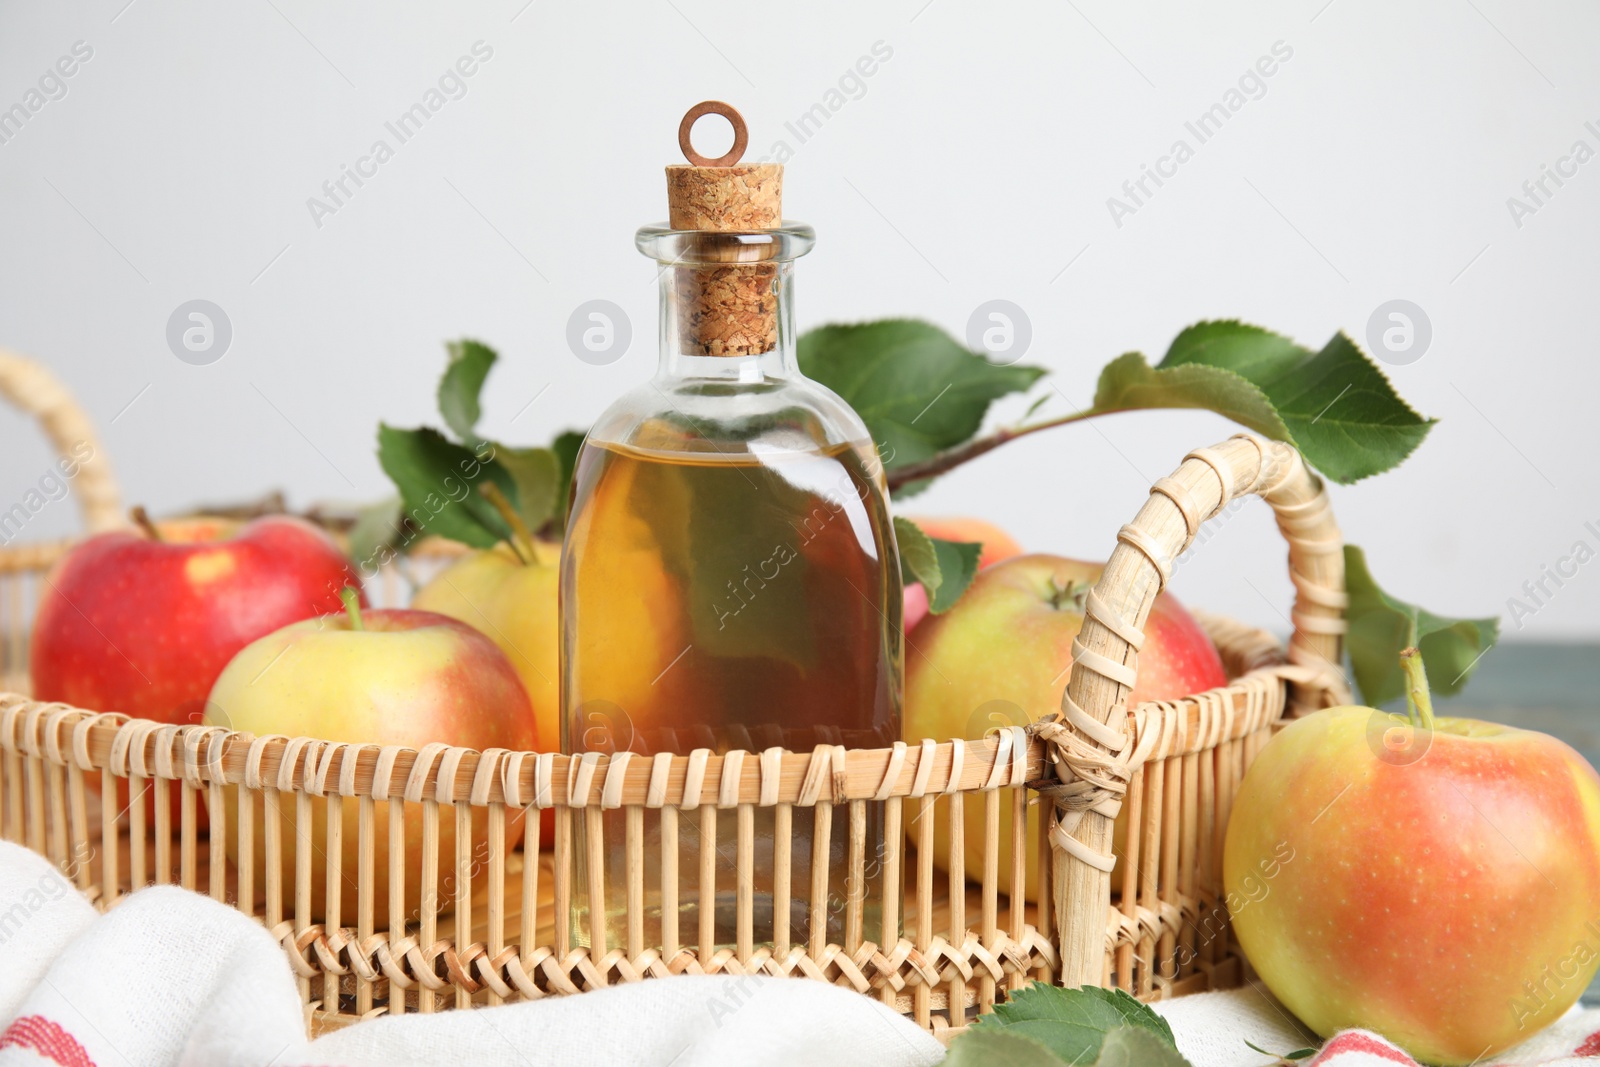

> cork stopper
[665,102,783,357]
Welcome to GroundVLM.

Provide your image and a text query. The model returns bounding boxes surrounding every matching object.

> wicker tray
[0,348,1351,1037]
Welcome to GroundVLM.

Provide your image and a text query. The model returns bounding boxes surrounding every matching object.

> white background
[1,0,1596,640]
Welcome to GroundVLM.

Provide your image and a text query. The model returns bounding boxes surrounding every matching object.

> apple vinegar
[565,440,898,747]
[559,104,902,953]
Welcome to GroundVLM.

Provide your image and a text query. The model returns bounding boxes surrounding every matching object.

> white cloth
[0,842,943,1067]
[0,846,96,1023]
[302,977,942,1067]
[7,839,1600,1067]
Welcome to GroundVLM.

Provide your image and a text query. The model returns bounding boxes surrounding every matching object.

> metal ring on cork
[677,100,749,168]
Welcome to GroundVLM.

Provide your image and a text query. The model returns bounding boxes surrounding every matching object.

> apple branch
[884,407,1100,490]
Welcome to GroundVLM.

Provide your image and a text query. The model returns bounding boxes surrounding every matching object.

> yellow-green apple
[412,540,557,756]
[31,513,360,826]
[902,516,1025,632]
[203,594,538,923]
[1225,650,1600,1064]
[412,540,558,841]
[904,554,1227,898]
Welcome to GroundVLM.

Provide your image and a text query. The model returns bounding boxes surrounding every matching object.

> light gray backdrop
[1,0,1596,641]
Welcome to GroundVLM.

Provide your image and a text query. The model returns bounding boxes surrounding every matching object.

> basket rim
[0,612,1342,809]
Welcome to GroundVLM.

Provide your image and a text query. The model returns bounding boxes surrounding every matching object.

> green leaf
[1343,544,1500,705]
[799,320,1046,471]
[438,339,498,442]
[970,983,1179,1065]
[346,495,403,569]
[1094,1027,1192,1067]
[890,477,934,502]
[376,424,517,549]
[1090,352,1291,440]
[893,516,982,614]
[945,1017,1193,1067]
[1244,1042,1320,1063]
[895,515,940,589]
[1159,319,1308,379]
[927,537,982,613]
[549,429,586,533]
[991,984,1176,1047]
[942,1029,1068,1067]
[498,446,560,534]
[1158,321,1436,484]
[1287,1052,1318,1061]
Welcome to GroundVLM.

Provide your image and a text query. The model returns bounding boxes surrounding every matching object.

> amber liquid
[561,436,902,954]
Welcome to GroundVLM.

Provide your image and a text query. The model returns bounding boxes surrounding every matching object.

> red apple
[1226,651,1600,1064]
[203,598,539,922]
[31,514,360,827]
[905,554,1228,897]
[31,514,359,724]
[902,516,1025,632]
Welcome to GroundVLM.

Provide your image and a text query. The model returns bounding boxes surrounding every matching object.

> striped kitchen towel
[1152,986,1600,1066]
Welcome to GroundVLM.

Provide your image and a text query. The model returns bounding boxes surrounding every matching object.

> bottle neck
[655,259,799,382]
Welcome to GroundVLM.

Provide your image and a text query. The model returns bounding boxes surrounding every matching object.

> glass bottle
[561,147,903,956]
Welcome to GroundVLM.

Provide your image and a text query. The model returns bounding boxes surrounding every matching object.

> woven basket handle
[1052,432,1346,986]
[0,348,124,534]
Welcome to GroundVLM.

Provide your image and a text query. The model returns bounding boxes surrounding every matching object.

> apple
[904,554,1228,899]
[31,512,361,826]
[412,540,558,841]
[412,541,557,759]
[902,516,1025,632]
[203,594,538,923]
[1225,650,1600,1064]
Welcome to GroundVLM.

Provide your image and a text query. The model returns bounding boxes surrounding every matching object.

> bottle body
[560,225,902,955]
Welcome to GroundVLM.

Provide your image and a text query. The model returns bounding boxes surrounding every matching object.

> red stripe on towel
[1308,1031,1419,1066]
[0,1015,96,1067]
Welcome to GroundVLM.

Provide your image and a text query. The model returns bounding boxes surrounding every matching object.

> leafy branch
[367,315,1500,700]
[356,340,583,566]
[1343,545,1499,706]
[791,317,1494,694]
[808,320,1437,493]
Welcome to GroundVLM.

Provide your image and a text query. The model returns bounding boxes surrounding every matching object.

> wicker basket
[0,348,1351,1038]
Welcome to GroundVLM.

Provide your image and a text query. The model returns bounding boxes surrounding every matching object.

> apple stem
[129,506,162,542]
[1400,646,1435,730]
[1048,579,1092,612]
[478,483,537,566]
[340,586,365,631]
